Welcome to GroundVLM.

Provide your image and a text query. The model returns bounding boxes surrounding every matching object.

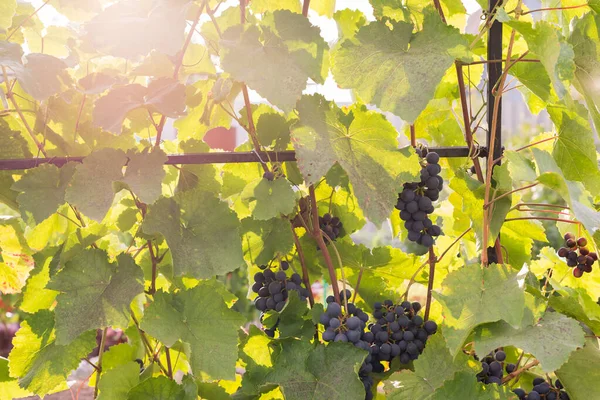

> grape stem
[148,240,158,295]
[484,183,539,209]
[501,359,540,384]
[289,222,315,307]
[424,246,436,321]
[165,347,173,379]
[518,4,589,15]
[322,230,349,312]
[410,125,416,147]
[302,0,310,16]
[504,216,581,224]
[130,312,170,376]
[93,327,108,399]
[309,185,341,304]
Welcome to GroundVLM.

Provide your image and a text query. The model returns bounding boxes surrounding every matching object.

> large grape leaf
[473,312,584,372]
[142,188,244,279]
[241,178,296,220]
[506,20,574,98]
[0,357,32,400]
[430,371,512,400]
[97,362,140,400]
[241,217,294,266]
[331,9,468,123]
[0,1,16,33]
[221,24,308,112]
[250,0,301,13]
[47,250,143,345]
[14,54,72,101]
[548,104,600,195]
[0,119,31,211]
[176,139,221,194]
[545,286,600,335]
[11,163,77,223]
[122,149,167,204]
[0,218,34,294]
[433,263,526,355]
[8,311,96,397]
[385,333,470,399]
[556,340,600,399]
[64,148,128,221]
[140,283,244,380]
[265,340,366,400]
[292,95,420,225]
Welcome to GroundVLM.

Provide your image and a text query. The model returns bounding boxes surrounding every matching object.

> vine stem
[93,327,108,399]
[309,185,341,304]
[290,222,315,307]
[74,94,86,141]
[165,348,173,379]
[484,183,539,209]
[424,247,436,321]
[436,227,472,262]
[520,4,589,15]
[6,0,51,41]
[410,125,416,147]
[154,1,206,148]
[504,216,581,224]
[2,66,48,157]
[148,240,158,295]
[130,312,170,376]
[501,360,540,383]
[465,58,540,65]
[302,0,310,16]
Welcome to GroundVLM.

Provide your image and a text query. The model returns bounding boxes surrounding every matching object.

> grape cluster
[476,350,512,385]
[513,378,570,400]
[319,290,375,399]
[396,152,443,247]
[252,261,310,312]
[263,171,275,181]
[368,300,437,366]
[558,232,597,278]
[319,213,344,241]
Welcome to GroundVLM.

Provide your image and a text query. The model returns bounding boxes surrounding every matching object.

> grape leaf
[474,312,584,372]
[506,21,574,98]
[430,371,512,400]
[0,1,16,33]
[8,310,96,397]
[332,9,468,123]
[433,263,526,355]
[0,357,32,400]
[15,54,72,101]
[123,149,167,204]
[292,95,420,225]
[21,250,58,313]
[0,119,31,211]
[504,150,537,182]
[548,104,600,195]
[250,0,301,13]
[256,112,292,151]
[0,218,34,294]
[556,340,600,399]
[127,375,187,400]
[142,188,244,279]
[47,250,143,345]
[97,362,140,400]
[510,61,554,103]
[333,9,367,41]
[545,286,600,335]
[65,148,127,221]
[11,163,76,223]
[140,283,244,380]
[385,333,470,399]
[266,340,367,400]
[241,178,296,220]
[176,139,221,194]
[241,217,294,266]
[310,0,336,17]
[92,84,146,134]
[221,24,308,112]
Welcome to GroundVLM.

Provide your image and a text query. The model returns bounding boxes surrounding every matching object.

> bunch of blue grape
[476,350,510,385]
[368,300,437,365]
[251,261,310,312]
[319,213,344,241]
[513,378,570,400]
[395,151,443,247]
[558,232,597,278]
[319,290,375,399]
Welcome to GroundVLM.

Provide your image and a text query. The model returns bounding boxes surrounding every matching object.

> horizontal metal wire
[0,146,485,170]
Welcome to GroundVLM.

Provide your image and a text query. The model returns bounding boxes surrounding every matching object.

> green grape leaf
[292,95,420,225]
[510,60,554,103]
[144,77,187,117]
[65,148,127,221]
[140,283,244,380]
[93,84,146,134]
[385,333,470,399]
[176,139,221,194]
[332,9,468,123]
[546,286,600,335]
[433,263,526,355]
[370,0,407,21]
[548,104,600,195]
[430,371,512,400]
[256,112,292,151]
[241,217,294,266]
[266,340,367,400]
[310,0,335,17]
[261,10,330,84]
[333,9,367,41]
[504,150,537,182]
[241,178,297,220]
[250,0,301,13]
[21,250,58,313]
[272,291,313,339]
[8,311,96,397]
[98,362,140,400]
[556,340,600,399]
[127,375,186,400]
[221,24,308,112]
[474,312,584,372]
[15,54,72,101]
[0,120,31,211]
[47,250,143,345]
[142,189,244,279]
[123,149,167,204]
[506,21,574,98]
[0,1,16,33]
[11,163,76,223]
[0,357,32,400]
